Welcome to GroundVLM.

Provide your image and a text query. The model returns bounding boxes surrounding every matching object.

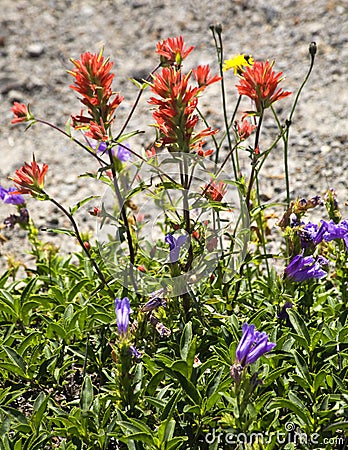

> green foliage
[2,29,348,450]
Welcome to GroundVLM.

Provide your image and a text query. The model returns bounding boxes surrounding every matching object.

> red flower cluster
[11,102,33,124]
[203,180,227,202]
[150,37,220,154]
[68,50,124,141]
[156,35,194,67]
[236,60,291,112]
[235,118,257,141]
[10,156,48,196]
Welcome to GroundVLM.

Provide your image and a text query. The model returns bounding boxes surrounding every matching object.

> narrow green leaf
[287,309,311,346]
[41,227,75,237]
[292,349,312,385]
[173,371,201,406]
[147,370,165,396]
[268,398,312,427]
[166,437,188,450]
[2,346,27,374]
[69,195,100,215]
[80,375,94,412]
[119,432,154,445]
[161,390,181,421]
[32,392,49,431]
[170,360,188,377]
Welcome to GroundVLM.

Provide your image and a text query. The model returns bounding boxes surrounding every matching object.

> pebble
[26,43,44,57]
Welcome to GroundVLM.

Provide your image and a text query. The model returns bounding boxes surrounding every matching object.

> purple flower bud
[130,345,142,360]
[165,233,188,263]
[277,301,293,321]
[114,297,131,337]
[235,323,276,367]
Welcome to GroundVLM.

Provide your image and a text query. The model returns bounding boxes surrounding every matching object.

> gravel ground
[0,0,347,272]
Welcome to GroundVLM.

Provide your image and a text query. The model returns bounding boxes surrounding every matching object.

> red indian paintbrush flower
[68,49,124,133]
[85,120,109,141]
[10,156,48,196]
[192,65,221,89]
[11,102,34,124]
[236,60,291,112]
[235,118,257,141]
[203,180,227,202]
[156,35,194,67]
[149,63,219,152]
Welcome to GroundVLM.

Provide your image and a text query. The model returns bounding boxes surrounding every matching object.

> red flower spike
[203,180,227,202]
[68,50,124,131]
[236,60,291,112]
[85,120,108,141]
[10,156,48,196]
[156,35,194,67]
[192,65,221,91]
[236,119,257,141]
[149,66,218,152]
[146,147,156,158]
[11,102,33,124]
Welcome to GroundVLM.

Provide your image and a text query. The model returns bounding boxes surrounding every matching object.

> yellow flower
[222,54,254,75]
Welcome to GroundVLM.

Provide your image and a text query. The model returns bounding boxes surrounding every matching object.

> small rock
[27,43,44,57]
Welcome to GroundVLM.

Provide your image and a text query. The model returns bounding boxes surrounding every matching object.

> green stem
[245,112,264,210]
[48,195,112,294]
[113,63,161,142]
[108,149,137,292]
[281,43,316,206]
[35,119,108,166]
[211,26,238,176]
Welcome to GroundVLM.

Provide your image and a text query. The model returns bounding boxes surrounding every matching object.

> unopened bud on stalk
[214,24,223,34]
[309,42,317,57]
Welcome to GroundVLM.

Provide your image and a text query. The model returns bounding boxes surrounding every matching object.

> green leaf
[80,375,94,412]
[161,390,181,421]
[2,346,27,375]
[69,195,100,215]
[41,227,75,237]
[292,349,311,385]
[119,432,154,445]
[0,406,28,425]
[67,279,91,302]
[180,322,192,361]
[313,370,327,393]
[170,360,188,377]
[268,398,312,427]
[147,370,165,396]
[287,309,311,346]
[166,437,188,450]
[172,371,202,406]
[32,392,49,431]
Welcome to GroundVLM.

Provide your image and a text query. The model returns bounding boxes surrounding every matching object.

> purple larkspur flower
[339,220,348,250]
[165,233,188,263]
[235,323,276,367]
[284,253,328,282]
[0,186,25,205]
[299,219,348,249]
[89,139,108,153]
[117,144,131,162]
[114,297,131,337]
